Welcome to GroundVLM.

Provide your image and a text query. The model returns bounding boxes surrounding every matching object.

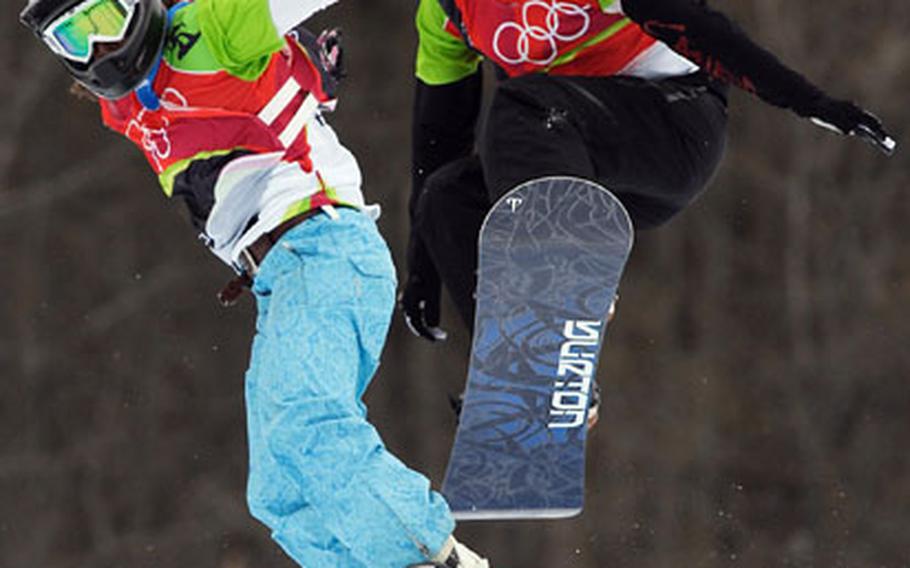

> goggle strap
[135,2,188,110]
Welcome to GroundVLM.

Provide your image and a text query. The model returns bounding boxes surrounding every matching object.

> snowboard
[441,176,633,520]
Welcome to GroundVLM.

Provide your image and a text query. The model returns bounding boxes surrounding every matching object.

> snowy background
[2,1,909,567]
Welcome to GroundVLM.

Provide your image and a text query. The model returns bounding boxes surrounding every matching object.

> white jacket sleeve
[269,0,339,35]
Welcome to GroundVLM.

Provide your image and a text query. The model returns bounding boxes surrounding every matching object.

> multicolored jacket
[99,0,363,267]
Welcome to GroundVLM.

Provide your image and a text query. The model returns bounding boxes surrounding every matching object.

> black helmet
[20,0,167,99]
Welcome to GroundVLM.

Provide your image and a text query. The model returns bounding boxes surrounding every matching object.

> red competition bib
[451,0,655,77]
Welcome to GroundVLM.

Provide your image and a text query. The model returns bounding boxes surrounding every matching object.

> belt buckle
[240,247,260,276]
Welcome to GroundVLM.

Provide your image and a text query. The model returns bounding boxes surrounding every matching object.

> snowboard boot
[409,536,490,567]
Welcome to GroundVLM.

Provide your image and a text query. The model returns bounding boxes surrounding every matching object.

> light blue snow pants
[244,208,455,567]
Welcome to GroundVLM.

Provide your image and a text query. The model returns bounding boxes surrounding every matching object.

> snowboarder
[20,0,489,566]
[400,0,896,342]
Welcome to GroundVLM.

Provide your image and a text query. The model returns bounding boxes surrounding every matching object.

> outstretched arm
[401,72,483,341]
[195,0,340,78]
[400,0,484,341]
[622,0,896,154]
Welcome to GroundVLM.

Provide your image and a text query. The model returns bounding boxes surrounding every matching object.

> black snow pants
[415,71,729,328]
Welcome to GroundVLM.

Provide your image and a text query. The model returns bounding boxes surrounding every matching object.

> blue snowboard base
[441,177,634,520]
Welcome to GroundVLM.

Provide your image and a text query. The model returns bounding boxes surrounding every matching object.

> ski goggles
[42,0,138,64]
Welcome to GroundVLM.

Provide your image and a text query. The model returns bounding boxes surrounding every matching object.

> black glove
[316,28,345,83]
[807,97,896,156]
[398,238,448,342]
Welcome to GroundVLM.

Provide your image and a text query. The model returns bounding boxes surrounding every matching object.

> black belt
[218,205,346,306]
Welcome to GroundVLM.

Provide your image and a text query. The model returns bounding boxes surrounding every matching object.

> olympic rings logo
[124,89,189,170]
[127,115,172,170]
[493,1,591,66]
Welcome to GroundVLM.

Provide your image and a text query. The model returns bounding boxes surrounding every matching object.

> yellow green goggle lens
[43,0,135,63]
